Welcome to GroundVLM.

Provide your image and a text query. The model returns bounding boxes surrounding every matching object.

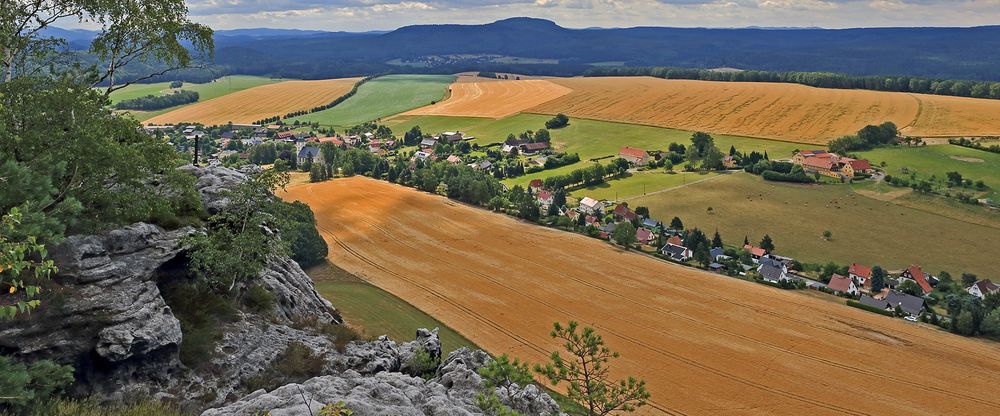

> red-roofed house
[446,155,462,164]
[828,274,860,296]
[743,244,767,261]
[636,228,655,245]
[276,131,297,141]
[528,179,544,192]
[792,150,828,164]
[612,204,631,218]
[315,136,344,146]
[536,190,554,208]
[584,215,600,226]
[667,235,683,246]
[520,142,549,154]
[841,158,872,176]
[801,157,839,177]
[900,265,933,295]
[618,146,650,166]
[848,263,873,288]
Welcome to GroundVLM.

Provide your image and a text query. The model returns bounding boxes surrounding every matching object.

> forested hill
[51,18,1000,81]
[210,18,1000,81]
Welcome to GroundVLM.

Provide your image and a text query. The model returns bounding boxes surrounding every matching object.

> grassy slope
[110,75,283,121]
[629,172,999,277]
[387,114,805,187]
[570,170,721,202]
[292,75,455,129]
[307,261,477,354]
[858,144,1000,198]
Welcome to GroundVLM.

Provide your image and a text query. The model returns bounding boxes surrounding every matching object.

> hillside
[282,176,1000,416]
[210,18,1000,81]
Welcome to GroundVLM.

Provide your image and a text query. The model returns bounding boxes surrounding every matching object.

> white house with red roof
[848,263,873,289]
[743,244,768,263]
[636,228,655,245]
[528,179,544,192]
[968,279,999,299]
[536,190,554,208]
[828,273,860,296]
[618,146,650,166]
[899,265,934,295]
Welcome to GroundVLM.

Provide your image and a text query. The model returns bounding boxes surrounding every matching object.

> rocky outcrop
[203,342,563,416]
[177,164,258,214]
[260,256,340,325]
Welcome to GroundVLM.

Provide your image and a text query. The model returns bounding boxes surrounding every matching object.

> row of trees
[828,122,899,154]
[948,137,1000,155]
[542,158,631,190]
[114,90,200,110]
[586,67,1000,100]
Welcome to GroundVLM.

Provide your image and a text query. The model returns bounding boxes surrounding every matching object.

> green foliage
[545,113,569,129]
[955,310,977,336]
[184,169,291,293]
[898,280,924,297]
[404,347,439,380]
[478,354,534,406]
[270,201,329,269]
[319,402,354,416]
[759,234,775,252]
[242,283,276,314]
[30,399,183,416]
[1,208,57,319]
[244,342,327,392]
[476,392,524,416]
[611,222,637,249]
[113,90,198,110]
[981,308,1000,337]
[0,356,74,414]
[870,266,887,292]
[161,281,237,367]
[535,321,650,416]
[669,217,683,230]
[0,77,201,243]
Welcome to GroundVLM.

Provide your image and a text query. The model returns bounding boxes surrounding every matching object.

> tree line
[113,90,199,110]
[586,67,1000,100]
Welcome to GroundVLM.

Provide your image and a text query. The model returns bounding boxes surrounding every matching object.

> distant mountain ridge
[45,18,1000,81]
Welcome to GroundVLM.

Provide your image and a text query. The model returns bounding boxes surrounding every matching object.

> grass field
[629,172,999,277]
[570,170,722,202]
[527,77,1000,144]
[282,177,1000,416]
[858,144,1000,198]
[388,113,805,188]
[109,76,283,121]
[290,75,455,129]
[307,261,477,354]
[146,78,360,126]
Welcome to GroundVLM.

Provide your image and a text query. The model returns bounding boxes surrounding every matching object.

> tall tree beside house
[670,217,684,230]
[759,234,775,252]
[535,321,650,416]
[729,145,737,156]
[743,235,750,246]
[871,266,887,292]
[711,230,723,248]
[694,242,711,267]
[701,145,725,171]
[961,273,978,287]
[404,126,424,146]
[690,132,715,156]
[634,206,649,218]
[899,280,923,297]
[612,222,637,250]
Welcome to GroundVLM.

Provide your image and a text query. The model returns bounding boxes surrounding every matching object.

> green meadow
[570,170,722,203]
[291,75,455,130]
[307,261,477,354]
[629,172,999,277]
[388,113,807,189]
[858,144,1000,198]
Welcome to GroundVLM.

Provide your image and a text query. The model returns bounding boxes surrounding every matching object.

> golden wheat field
[402,79,572,118]
[283,177,1000,416]
[145,78,361,126]
[525,77,1000,144]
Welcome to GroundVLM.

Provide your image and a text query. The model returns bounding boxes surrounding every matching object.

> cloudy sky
[184,0,1000,31]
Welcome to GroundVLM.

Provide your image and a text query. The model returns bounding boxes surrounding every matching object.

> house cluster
[414,131,475,164]
[500,136,550,155]
[792,150,873,179]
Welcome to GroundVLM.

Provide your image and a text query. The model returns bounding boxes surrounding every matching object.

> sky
[179,0,1000,31]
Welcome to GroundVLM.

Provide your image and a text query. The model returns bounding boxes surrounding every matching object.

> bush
[404,347,439,379]
[0,356,74,414]
[272,201,329,269]
[244,342,327,392]
[544,113,569,129]
[291,316,369,352]
[114,90,199,110]
[160,282,238,368]
[31,399,183,416]
[242,283,276,314]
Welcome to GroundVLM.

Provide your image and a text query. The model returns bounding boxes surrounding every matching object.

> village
[146,120,998,335]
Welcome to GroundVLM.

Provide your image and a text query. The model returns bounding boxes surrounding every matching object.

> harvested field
[146,78,361,126]
[402,79,571,118]
[283,177,1000,416]
[528,77,1000,144]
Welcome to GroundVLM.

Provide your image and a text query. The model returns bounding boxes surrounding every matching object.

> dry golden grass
[146,78,361,126]
[282,177,1000,416]
[403,79,572,118]
[527,77,1000,144]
